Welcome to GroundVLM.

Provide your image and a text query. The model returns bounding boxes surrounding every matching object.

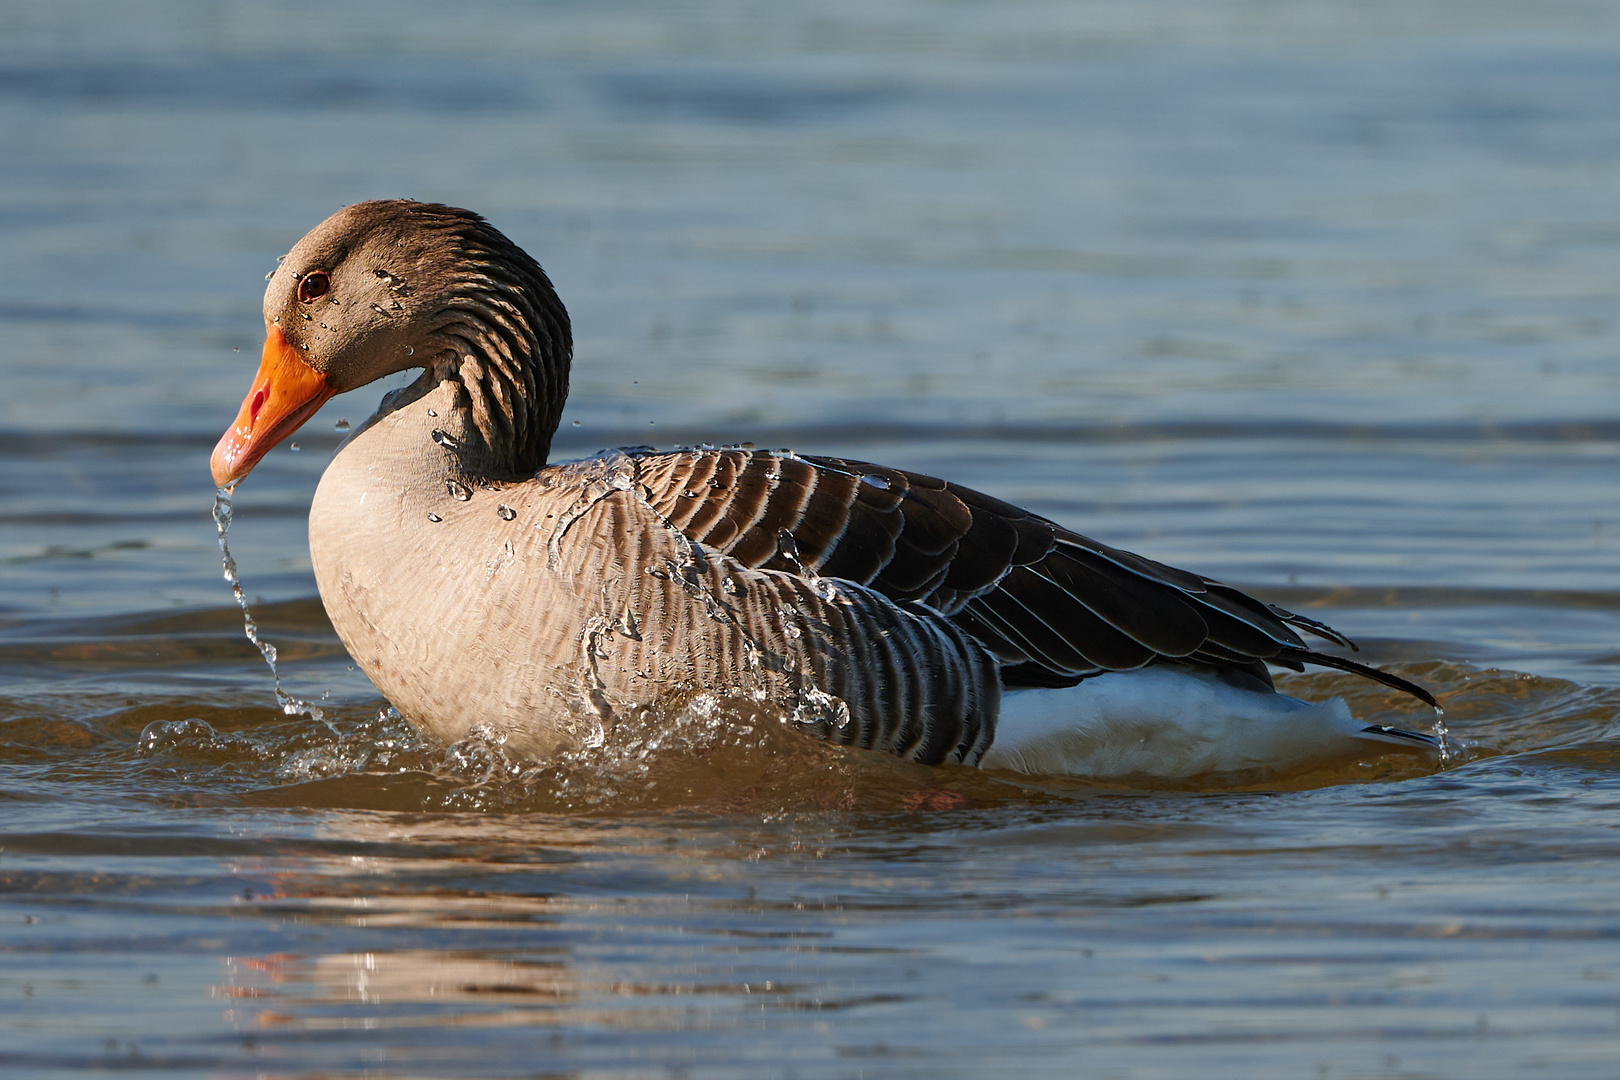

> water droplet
[446,479,472,501]
[405,345,414,356]
[233,347,240,354]
[289,442,300,452]
[648,420,656,426]
[497,504,516,521]
[427,408,437,417]
[427,512,442,522]
[334,418,350,433]
[722,576,741,595]
[862,474,891,490]
[777,530,805,572]
[572,420,581,427]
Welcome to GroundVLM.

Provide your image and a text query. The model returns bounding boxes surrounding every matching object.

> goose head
[211,200,571,488]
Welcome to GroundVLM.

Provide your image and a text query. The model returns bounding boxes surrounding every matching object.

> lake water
[5,1,1620,1075]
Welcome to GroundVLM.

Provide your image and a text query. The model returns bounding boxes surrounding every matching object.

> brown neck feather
[422,215,572,479]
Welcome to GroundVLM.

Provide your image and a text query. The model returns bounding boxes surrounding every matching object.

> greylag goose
[211,201,1438,781]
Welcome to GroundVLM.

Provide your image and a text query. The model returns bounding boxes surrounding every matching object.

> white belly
[981,667,1436,781]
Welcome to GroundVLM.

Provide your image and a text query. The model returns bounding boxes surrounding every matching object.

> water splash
[212,488,332,730]
[1433,706,1451,763]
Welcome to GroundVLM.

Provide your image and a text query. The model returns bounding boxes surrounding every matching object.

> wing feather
[622,447,1431,707]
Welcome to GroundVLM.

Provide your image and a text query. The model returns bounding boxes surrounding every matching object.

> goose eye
[297,271,330,303]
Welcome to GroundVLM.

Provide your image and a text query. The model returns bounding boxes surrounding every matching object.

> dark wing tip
[1360,724,1440,746]
[1289,648,1438,709]
[1272,606,1357,650]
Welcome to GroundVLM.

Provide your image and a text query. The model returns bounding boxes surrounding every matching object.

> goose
[210,200,1439,783]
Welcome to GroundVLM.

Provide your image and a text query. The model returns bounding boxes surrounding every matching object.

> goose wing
[626,447,1434,707]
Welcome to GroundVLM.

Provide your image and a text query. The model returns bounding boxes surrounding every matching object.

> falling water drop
[405,345,414,356]
[572,419,581,427]
[212,489,331,730]
[289,442,300,452]
[334,418,350,433]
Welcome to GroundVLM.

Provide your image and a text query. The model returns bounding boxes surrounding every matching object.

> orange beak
[210,326,335,489]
